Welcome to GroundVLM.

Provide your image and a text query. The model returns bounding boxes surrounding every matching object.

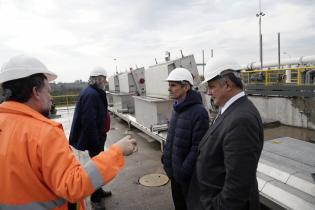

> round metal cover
[139,173,169,187]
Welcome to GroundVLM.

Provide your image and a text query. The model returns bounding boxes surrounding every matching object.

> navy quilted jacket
[162,90,209,184]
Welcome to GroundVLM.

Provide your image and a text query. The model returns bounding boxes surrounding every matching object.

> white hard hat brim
[0,68,57,84]
[200,75,221,85]
[202,55,241,85]
[0,55,58,84]
[45,70,58,82]
[166,67,194,85]
[200,78,209,85]
[201,67,241,85]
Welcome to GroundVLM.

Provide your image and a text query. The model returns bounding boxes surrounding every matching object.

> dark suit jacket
[187,96,263,210]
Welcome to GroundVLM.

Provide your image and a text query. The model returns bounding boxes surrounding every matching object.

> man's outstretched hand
[115,135,137,156]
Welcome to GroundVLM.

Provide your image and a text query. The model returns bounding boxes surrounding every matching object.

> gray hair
[218,71,243,89]
[180,81,192,89]
[88,76,97,85]
[88,76,104,89]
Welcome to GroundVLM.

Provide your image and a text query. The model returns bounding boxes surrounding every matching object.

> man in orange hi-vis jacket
[0,55,137,210]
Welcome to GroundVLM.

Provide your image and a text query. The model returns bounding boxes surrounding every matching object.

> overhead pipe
[245,55,315,69]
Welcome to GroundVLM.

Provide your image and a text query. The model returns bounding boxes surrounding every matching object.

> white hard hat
[90,66,107,77]
[0,55,57,84]
[202,56,240,84]
[166,67,193,85]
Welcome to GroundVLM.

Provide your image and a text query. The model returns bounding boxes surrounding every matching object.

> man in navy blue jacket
[162,68,209,210]
[69,66,111,209]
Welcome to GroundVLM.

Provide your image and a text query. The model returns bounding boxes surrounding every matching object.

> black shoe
[91,200,106,210]
[100,190,112,197]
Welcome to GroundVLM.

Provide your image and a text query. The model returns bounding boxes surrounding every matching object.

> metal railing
[52,94,79,107]
[241,66,315,86]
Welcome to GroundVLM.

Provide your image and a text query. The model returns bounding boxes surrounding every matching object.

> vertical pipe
[297,66,301,85]
[211,49,214,58]
[278,32,281,69]
[260,34,263,69]
[114,58,118,74]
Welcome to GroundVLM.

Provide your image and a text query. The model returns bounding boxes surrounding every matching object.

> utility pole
[278,32,281,69]
[256,0,265,70]
[114,58,118,74]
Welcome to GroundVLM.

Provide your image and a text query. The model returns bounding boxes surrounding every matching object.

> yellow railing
[241,66,315,86]
[52,94,79,107]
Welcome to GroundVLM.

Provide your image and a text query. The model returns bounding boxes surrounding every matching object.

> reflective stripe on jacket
[0,101,124,210]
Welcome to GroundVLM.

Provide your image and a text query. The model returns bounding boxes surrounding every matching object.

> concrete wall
[249,96,315,130]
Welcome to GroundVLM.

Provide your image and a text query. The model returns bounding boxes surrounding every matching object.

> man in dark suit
[187,56,264,210]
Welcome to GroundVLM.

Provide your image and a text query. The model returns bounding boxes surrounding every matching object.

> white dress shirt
[220,91,245,115]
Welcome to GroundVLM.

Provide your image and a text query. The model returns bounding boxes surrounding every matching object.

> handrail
[52,94,79,107]
[241,66,315,86]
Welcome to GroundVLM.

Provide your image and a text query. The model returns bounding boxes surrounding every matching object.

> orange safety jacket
[0,101,125,210]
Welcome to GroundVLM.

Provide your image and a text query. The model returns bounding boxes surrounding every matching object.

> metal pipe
[246,55,315,69]
[259,22,263,69]
[180,50,184,58]
[151,124,168,132]
[256,0,265,70]
[117,108,129,114]
[278,33,281,69]
[114,58,118,74]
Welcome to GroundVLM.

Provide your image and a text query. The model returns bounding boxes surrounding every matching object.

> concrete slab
[263,137,315,167]
[52,108,174,210]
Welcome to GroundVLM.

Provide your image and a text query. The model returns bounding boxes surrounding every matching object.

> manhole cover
[139,173,169,187]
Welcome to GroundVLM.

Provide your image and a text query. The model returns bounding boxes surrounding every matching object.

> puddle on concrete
[264,125,315,143]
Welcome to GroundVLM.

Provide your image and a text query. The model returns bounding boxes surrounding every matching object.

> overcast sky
[0,0,314,82]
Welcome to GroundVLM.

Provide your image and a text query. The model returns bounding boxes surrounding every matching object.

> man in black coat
[162,68,209,210]
[187,56,264,210]
[69,66,111,210]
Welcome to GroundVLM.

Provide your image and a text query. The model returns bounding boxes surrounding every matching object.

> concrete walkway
[53,108,174,210]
